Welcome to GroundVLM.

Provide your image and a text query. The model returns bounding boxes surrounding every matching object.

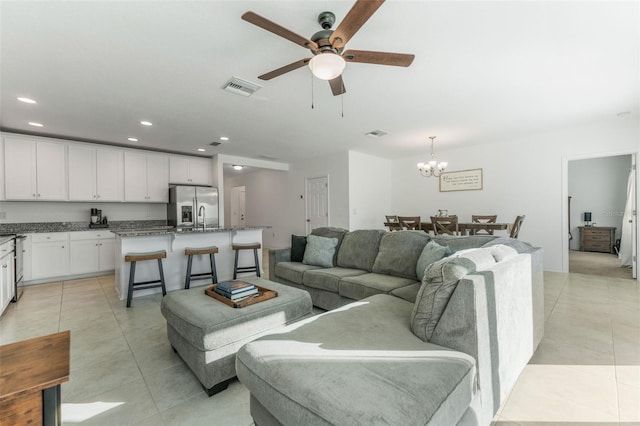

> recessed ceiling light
[232,165,243,171]
[128,137,138,142]
[28,122,43,127]
[197,148,206,152]
[220,136,229,141]
[18,97,37,104]
[616,111,631,118]
[140,120,153,126]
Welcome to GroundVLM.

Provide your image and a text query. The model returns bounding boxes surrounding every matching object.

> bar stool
[232,242,261,279]
[125,250,167,308]
[184,246,219,289]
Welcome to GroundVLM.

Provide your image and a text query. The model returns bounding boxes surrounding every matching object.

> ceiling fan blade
[343,50,415,67]
[258,58,311,80]
[242,12,318,51]
[329,0,385,50]
[329,75,346,96]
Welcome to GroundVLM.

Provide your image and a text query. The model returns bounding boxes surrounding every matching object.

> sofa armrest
[269,247,291,281]
[429,252,538,425]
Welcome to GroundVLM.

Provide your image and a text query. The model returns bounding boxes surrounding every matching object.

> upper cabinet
[68,145,123,202]
[124,151,169,202]
[169,155,211,186]
[4,136,67,201]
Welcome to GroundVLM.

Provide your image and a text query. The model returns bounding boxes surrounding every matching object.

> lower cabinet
[31,233,69,280]
[1,240,15,315]
[28,231,115,282]
[69,231,115,274]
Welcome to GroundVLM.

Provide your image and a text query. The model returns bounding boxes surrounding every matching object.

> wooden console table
[0,330,70,426]
[578,226,616,254]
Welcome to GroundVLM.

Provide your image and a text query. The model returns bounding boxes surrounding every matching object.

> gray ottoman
[160,277,312,396]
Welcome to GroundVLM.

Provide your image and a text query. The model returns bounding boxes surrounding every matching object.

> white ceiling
[1,1,638,163]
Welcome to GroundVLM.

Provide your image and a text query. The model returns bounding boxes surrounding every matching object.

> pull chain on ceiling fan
[242,0,415,96]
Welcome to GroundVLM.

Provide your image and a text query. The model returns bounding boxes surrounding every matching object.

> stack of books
[214,281,258,302]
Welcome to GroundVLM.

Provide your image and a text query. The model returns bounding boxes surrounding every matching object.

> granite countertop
[0,221,270,237]
[112,225,270,237]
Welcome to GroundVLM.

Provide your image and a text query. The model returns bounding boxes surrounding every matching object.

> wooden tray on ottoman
[205,283,277,308]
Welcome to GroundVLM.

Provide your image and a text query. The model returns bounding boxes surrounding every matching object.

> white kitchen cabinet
[0,239,15,315]
[68,144,123,201]
[69,231,115,274]
[124,151,169,202]
[4,137,67,201]
[169,155,211,185]
[0,137,5,201]
[31,233,69,280]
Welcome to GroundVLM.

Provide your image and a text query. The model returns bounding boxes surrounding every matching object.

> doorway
[305,176,329,234]
[230,185,246,227]
[567,154,636,279]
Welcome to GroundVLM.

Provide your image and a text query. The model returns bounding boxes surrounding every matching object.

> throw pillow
[303,234,339,268]
[415,240,449,281]
[410,257,477,342]
[410,248,496,342]
[290,235,307,262]
[371,231,431,280]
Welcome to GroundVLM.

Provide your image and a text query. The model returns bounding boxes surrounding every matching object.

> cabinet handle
[62,245,65,248]
[97,195,100,199]
[37,193,41,197]
[33,194,36,198]
[2,265,7,269]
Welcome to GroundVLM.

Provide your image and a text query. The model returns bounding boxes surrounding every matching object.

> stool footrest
[132,282,165,290]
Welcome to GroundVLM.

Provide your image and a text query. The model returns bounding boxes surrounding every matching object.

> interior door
[230,186,246,227]
[305,176,329,233]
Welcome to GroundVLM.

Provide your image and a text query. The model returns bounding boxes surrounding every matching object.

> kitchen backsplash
[0,202,166,224]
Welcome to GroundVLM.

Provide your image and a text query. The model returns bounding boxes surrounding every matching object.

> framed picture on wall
[439,168,483,192]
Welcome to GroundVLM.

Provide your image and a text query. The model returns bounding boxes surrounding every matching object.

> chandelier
[417,136,448,178]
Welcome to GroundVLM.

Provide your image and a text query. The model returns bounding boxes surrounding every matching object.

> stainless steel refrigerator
[168,185,219,228]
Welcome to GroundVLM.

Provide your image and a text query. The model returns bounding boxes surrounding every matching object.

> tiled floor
[0,271,638,425]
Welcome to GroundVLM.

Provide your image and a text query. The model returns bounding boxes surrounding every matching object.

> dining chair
[430,215,459,235]
[397,216,421,230]
[384,215,402,231]
[471,214,498,235]
[509,215,526,239]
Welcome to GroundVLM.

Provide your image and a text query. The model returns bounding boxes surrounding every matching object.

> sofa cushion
[372,231,430,280]
[290,235,307,262]
[416,240,449,280]
[303,235,339,267]
[274,262,323,285]
[433,235,497,253]
[311,227,348,265]
[236,294,477,426]
[340,273,417,301]
[302,267,367,293]
[390,282,421,303]
[411,248,496,342]
[482,237,535,253]
[336,229,386,271]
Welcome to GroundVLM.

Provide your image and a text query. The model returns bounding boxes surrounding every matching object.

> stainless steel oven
[13,235,25,301]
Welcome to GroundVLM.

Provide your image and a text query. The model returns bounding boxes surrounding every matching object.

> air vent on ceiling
[365,130,388,138]
[222,77,261,97]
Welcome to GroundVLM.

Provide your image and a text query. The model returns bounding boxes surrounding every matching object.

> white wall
[0,201,166,223]
[391,116,639,272]
[348,151,392,230]
[223,168,289,249]
[568,155,631,250]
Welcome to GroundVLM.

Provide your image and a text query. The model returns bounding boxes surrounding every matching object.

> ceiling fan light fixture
[309,52,345,80]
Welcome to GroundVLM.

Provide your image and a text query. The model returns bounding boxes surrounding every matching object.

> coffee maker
[89,208,108,228]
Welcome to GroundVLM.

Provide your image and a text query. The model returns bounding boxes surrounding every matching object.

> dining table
[420,222,510,236]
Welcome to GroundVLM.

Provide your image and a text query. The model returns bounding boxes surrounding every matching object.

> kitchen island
[112,226,268,301]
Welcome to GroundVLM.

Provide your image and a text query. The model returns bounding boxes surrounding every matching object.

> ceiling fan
[242,0,415,96]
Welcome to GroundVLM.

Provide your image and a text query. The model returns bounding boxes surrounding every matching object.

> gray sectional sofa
[238,228,544,425]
